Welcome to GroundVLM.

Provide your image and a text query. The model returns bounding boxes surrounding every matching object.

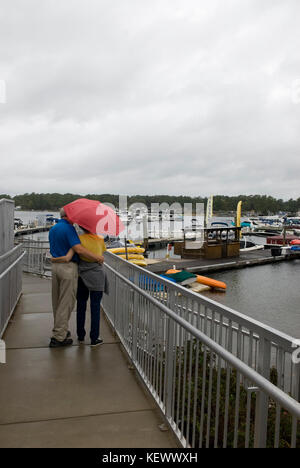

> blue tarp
[139,274,176,291]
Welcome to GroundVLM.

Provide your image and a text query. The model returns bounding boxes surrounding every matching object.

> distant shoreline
[4,192,300,216]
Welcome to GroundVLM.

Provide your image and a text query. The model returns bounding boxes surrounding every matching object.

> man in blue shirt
[49,208,104,348]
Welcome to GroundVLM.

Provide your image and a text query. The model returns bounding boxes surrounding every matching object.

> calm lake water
[17,211,299,338]
[201,261,300,338]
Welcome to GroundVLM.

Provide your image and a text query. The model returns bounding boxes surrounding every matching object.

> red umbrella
[63,198,125,236]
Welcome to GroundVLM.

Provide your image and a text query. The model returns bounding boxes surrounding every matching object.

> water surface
[201,261,300,338]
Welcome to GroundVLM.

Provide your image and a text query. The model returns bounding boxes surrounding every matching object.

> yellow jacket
[79,233,106,262]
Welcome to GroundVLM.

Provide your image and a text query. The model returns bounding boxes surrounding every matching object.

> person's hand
[97,256,104,264]
[51,255,68,263]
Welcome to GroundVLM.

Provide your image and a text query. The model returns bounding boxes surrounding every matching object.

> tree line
[0,193,299,215]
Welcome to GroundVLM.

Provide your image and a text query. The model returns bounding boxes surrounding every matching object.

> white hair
[60,208,66,218]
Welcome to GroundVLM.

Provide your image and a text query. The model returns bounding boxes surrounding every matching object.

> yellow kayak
[129,259,147,267]
[119,254,145,260]
[108,247,145,254]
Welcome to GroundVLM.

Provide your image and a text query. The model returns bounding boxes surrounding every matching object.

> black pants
[76,277,103,343]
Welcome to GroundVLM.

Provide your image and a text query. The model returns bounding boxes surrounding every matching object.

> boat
[283,217,300,230]
[208,222,235,240]
[240,239,256,249]
[14,218,23,229]
[45,214,56,225]
[210,222,229,227]
[196,275,227,290]
[165,269,226,291]
[290,239,300,246]
[239,239,263,251]
[245,217,284,233]
[266,234,300,246]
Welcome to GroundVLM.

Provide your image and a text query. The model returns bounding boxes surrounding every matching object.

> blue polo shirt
[49,219,81,261]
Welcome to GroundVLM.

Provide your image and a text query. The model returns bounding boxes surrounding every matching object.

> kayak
[290,239,300,246]
[196,275,227,290]
[165,269,226,290]
[129,259,147,267]
[108,247,145,254]
[118,254,145,260]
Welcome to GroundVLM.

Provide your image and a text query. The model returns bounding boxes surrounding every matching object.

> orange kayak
[165,269,226,290]
[196,275,226,290]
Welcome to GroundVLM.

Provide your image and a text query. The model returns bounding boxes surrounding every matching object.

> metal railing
[102,252,300,448]
[0,199,15,256]
[19,239,51,277]
[18,240,300,446]
[0,199,25,337]
[0,244,25,338]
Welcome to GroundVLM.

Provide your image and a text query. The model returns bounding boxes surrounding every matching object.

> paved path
[0,274,177,448]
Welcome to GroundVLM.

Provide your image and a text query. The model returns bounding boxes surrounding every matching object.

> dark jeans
[76,277,103,343]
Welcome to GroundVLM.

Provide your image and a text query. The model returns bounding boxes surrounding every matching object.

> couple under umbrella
[48,199,124,348]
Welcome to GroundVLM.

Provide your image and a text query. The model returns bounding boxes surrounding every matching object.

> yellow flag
[236,201,242,239]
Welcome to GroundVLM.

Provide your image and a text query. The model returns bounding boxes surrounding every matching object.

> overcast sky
[0,0,300,199]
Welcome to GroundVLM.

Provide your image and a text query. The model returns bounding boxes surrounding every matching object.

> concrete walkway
[0,274,177,448]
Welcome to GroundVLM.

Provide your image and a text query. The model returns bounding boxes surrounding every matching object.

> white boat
[239,239,264,252]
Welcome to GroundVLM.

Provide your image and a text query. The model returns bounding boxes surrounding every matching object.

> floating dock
[146,249,300,275]
[14,226,51,237]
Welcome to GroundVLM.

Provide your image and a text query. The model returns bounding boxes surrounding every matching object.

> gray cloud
[0,0,300,199]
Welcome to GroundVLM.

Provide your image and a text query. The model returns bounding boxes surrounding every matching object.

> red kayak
[290,239,300,246]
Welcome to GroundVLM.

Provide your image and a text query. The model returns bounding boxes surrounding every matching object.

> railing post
[292,362,300,403]
[112,258,119,332]
[112,264,117,329]
[131,271,139,363]
[254,337,271,448]
[164,316,175,419]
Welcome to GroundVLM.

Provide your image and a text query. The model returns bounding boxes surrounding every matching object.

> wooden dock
[14,226,51,237]
[146,249,300,275]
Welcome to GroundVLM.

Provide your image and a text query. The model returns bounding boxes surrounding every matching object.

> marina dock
[146,249,300,274]
[14,226,51,237]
